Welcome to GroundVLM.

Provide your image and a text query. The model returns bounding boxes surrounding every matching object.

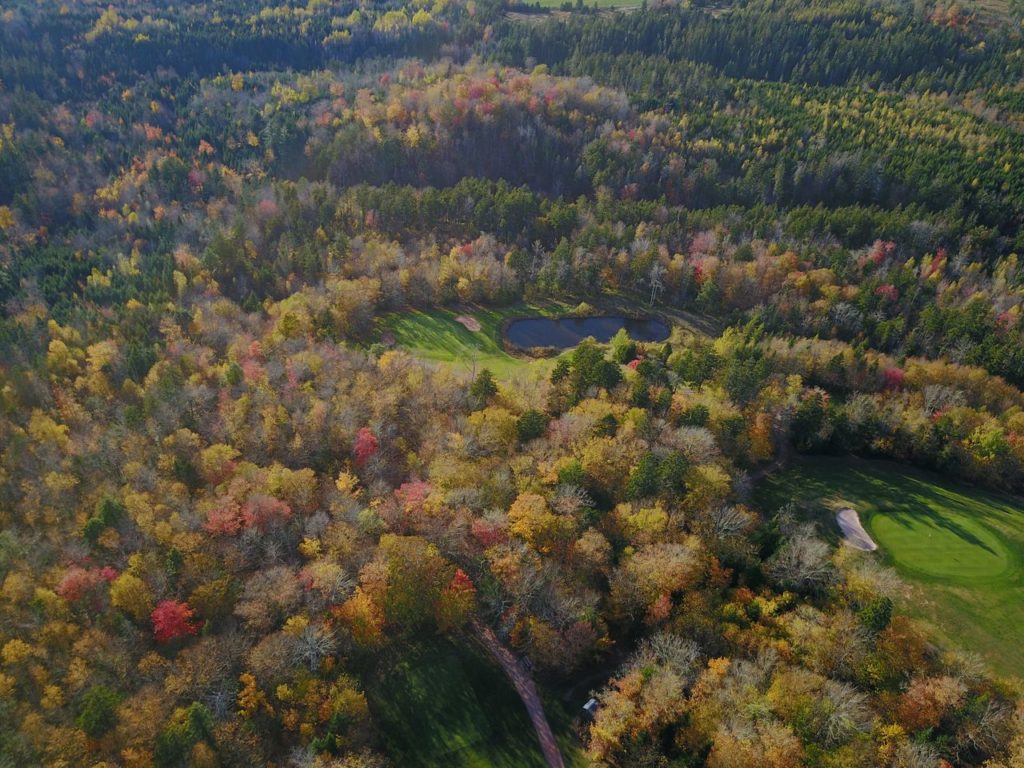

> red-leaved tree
[151,600,201,643]
[354,427,379,468]
[203,495,242,535]
[882,366,906,390]
[395,480,431,514]
[435,568,476,631]
[240,494,292,532]
[56,565,117,603]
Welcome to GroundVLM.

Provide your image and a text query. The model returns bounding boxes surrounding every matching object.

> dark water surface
[504,315,670,349]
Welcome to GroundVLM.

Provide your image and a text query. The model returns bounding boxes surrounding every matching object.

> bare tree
[891,740,940,768]
[922,384,966,414]
[648,261,665,306]
[292,624,338,671]
[954,697,1012,760]
[628,633,702,685]
[551,484,593,517]
[766,526,837,593]
[820,679,872,746]
[701,504,756,540]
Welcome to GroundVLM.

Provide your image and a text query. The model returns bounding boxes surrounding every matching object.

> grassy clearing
[380,296,712,382]
[380,303,568,380]
[966,0,1014,26]
[756,456,1024,680]
[365,638,589,768]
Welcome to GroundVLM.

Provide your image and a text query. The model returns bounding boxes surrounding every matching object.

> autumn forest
[2,0,1024,766]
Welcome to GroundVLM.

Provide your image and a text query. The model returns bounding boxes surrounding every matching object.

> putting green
[867,504,1010,582]
[757,456,1024,679]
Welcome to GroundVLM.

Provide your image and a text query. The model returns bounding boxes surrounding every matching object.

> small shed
[582,698,600,719]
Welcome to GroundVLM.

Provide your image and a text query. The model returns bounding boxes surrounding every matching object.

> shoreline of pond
[501,313,670,356]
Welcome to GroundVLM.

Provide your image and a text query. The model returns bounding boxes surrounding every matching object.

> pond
[504,315,670,350]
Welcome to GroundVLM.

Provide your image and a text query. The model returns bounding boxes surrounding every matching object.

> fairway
[365,638,588,768]
[757,456,1024,679]
[380,304,568,380]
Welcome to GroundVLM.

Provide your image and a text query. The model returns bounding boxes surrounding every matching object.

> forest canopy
[2,0,1024,766]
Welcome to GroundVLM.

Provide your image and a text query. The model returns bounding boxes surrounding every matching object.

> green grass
[756,456,1024,680]
[365,637,590,768]
[380,296,713,382]
[379,303,569,380]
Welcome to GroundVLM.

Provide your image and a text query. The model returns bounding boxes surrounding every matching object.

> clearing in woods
[379,303,567,379]
[380,295,713,380]
[366,638,588,768]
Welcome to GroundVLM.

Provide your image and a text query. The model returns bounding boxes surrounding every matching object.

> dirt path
[473,621,566,768]
[749,454,787,483]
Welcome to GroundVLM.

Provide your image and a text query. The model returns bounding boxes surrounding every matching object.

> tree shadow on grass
[758,456,1024,678]
[758,458,1005,558]
[367,638,548,768]
[849,470,1002,557]
[393,310,506,358]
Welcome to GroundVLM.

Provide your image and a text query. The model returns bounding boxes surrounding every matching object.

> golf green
[868,503,1010,582]
[757,456,1024,679]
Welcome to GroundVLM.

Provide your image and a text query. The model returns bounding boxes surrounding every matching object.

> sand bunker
[836,508,878,551]
[455,315,482,332]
